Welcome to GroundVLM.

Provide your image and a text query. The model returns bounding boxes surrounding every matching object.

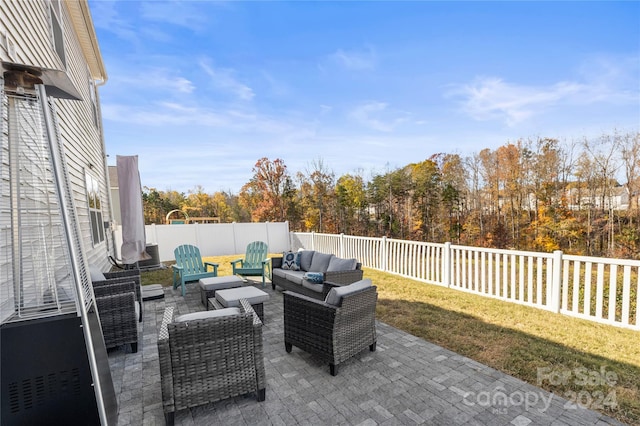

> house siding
[0,0,112,270]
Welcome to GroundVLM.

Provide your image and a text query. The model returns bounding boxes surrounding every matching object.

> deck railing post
[311,232,315,251]
[339,233,345,257]
[381,236,387,272]
[444,242,452,287]
[551,250,563,313]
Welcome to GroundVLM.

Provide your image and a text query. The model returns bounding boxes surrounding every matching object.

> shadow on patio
[108,280,624,426]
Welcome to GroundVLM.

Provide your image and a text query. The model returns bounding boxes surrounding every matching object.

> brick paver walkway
[108,279,624,425]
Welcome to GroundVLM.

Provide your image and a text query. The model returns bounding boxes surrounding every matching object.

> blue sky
[91,1,640,194]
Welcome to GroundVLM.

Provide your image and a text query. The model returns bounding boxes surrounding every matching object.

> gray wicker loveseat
[158,300,266,425]
[272,250,364,300]
[284,278,377,375]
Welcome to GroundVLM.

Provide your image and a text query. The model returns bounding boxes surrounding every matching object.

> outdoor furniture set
[271,249,364,299]
[156,244,377,424]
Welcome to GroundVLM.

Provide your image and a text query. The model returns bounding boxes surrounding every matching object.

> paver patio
[108,279,624,425]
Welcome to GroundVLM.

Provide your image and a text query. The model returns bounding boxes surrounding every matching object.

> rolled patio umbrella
[117,155,150,266]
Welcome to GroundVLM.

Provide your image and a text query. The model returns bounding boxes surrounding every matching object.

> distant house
[566,185,630,211]
[1,1,112,269]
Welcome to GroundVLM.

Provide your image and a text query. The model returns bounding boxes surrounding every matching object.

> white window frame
[85,171,105,246]
[48,0,66,68]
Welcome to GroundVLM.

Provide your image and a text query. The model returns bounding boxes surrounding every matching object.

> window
[49,0,66,68]
[85,172,104,245]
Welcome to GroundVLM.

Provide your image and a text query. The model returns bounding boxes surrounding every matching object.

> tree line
[142,130,640,259]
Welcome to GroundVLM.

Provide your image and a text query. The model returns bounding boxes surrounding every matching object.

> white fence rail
[292,232,640,331]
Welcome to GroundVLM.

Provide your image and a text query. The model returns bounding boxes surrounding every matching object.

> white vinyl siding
[0,0,112,269]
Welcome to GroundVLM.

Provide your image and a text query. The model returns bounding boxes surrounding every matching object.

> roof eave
[65,0,107,83]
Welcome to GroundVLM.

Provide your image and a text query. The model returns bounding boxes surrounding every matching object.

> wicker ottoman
[142,284,164,301]
[213,287,270,322]
[199,276,244,307]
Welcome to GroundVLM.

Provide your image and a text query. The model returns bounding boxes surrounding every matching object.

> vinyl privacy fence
[291,232,640,331]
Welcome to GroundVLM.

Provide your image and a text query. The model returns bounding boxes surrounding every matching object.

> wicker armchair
[158,300,266,425]
[93,280,139,352]
[283,284,377,376]
[92,269,143,321]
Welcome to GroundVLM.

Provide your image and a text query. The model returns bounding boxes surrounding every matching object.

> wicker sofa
[283,279,377,375]
[271,250,364,300]
[158,300,265,425]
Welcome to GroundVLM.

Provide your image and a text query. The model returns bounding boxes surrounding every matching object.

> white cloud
[330,46,377,71]
[450,55,639,127]
[320,105,332,115]
[449,77,583,126]
[103,63,195,95]
[90,2,141,45]
[199,60,255,101]
[139,1,210,30]
[349,101,410,132]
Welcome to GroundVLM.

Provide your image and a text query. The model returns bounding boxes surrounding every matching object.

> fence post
[443,242,452,287]
[551,250,563,313]
[381,236,387,272]
[339,233,344,257]
[194,222,201,249]
[311,232,315,251]
[232,222,238,254]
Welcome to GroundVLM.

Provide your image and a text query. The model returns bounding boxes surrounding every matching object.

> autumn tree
[335,172,368,235]
[297,159,336,233]
[410,159,441,241]
[239,157,294,222]
[184,185,216,218]
[142,187,184,224]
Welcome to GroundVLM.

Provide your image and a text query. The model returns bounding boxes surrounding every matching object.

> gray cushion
[142,284,164,301]
[198,276,243,291]
[326,257,358,272]
[298,250,315,271]
[89,265,106,282]
[135,301,141,320]
[301,280,324,293]
[272,268,288,279]
[325,279,372,306]
[215,287,270,307]
[285,271,305,285]
[175,307,240,322]
[309,252,334,273]
[274,269,305,285]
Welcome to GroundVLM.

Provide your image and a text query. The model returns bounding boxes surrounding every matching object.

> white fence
[291,232,640,331]
[113,222,290,262]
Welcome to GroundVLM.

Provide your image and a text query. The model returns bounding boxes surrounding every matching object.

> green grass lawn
[139,255,639,424]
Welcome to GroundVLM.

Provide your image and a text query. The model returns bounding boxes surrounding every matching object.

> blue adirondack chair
[231,241,270,287]
[172,244,219,296]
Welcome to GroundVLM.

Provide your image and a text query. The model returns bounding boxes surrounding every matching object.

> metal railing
[292,232,640,331]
